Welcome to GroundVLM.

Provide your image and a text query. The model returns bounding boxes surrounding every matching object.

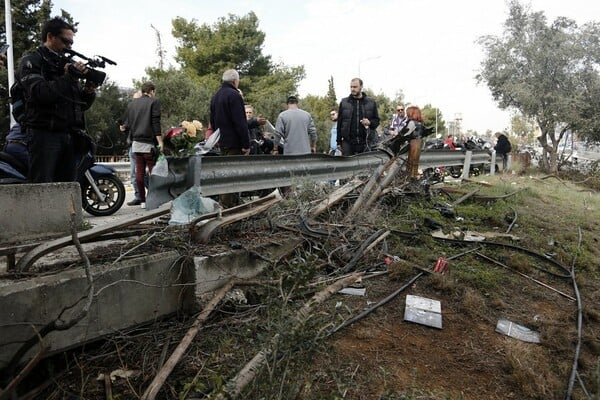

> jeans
[28,130,76,183]
[129,147,140,200]
[134,152,156,202]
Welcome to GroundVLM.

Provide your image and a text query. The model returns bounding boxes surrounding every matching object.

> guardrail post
[490,150,496,176]
[461,151,472,180]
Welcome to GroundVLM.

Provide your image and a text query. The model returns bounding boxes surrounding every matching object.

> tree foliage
[142,67,213,129]
[477,0,600,172]
[171,11,305,121]
[84,81,129,156]
[172,12,271,78]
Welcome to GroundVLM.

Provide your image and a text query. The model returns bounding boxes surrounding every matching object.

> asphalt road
[83,183,161,229]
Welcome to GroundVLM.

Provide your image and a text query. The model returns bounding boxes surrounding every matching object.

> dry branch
[309,178,364,217]
[345,162,389,220]
[141,278,236,400]
[214,273,364,399]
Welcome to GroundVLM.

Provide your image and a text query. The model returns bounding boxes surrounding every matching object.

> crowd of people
[1,16,513,210]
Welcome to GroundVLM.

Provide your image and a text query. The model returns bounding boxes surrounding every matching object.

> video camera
[62,49,117,86]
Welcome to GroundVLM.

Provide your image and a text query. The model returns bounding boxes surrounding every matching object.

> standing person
[402,106,426,178]
[120,90,144,206]
[275,96,317,155]
[389,104,407,136]
[17,16,97,183]
[336,78,380,155]
[443,135,456,150]
[245,105,272,154]
[494,132,512,172]
[210,69,250,207]
[121,82,162,209]
[328,109,340,156]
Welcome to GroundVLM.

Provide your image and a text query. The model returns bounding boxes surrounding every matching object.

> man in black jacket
[121,82,162,209]
[210,69,250,156]
[210,69,250,207]
[17,16,97,183]
[336,78,380,155]
[494,131,512,172]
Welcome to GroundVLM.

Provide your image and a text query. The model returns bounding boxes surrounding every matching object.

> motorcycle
[0,145,125,217]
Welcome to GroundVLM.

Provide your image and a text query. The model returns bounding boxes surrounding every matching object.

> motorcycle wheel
[82,175,126,216]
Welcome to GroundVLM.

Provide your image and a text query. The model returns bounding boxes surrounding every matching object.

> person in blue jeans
[120,90,145,205]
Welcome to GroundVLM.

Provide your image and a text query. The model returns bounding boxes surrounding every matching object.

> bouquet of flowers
[165,120,204,157]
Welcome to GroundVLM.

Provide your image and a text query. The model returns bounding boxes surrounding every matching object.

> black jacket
[336,93,379,145]
[17,46,95,133]
[210,82,250,150]
[494,134,512,154]
[123,95,162,145]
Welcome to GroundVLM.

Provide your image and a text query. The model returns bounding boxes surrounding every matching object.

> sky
[50,0,599,134]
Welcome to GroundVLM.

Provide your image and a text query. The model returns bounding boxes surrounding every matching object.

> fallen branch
[341,229,389,273]
[451,188,479,206]
[0,345,48,399]
[141,278,236,400]
[309,178,364,217]
[214,273,364,399]
[345,162,390,220]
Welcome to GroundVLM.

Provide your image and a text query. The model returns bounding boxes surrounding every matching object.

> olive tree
[477,0,600,173]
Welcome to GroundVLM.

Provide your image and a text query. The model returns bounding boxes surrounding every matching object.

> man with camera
[16,16,97,183]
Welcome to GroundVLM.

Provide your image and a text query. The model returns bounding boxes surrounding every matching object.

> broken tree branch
[214,273,364,399]
[141,278,236,400]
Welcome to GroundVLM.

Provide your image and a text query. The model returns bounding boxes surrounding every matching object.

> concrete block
[0,251,182,369]
[0,238,299,369]
[0,183,83,244]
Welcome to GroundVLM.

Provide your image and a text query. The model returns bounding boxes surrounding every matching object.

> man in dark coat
[210,69,250,156]
[494,132,512,172]
[336,78,380,155]
[210,69,250,207]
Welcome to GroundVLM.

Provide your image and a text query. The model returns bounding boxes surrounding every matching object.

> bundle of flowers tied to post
[164,119,204,157]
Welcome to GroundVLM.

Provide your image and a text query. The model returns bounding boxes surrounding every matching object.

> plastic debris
[433,257,448,273]
[169,186,220,225]
[495,319,540,343]
[404,295,442,329]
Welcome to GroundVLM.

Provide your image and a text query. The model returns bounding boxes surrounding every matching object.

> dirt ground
[4,172,600,399]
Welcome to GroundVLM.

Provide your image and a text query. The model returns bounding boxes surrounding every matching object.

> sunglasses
[397,109,404,112]
[58,36,73,46]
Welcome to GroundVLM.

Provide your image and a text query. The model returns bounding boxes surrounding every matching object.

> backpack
[9,80,27,124]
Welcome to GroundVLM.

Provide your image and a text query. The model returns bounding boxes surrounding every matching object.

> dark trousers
[219,147,243,208]
[28,130,76,183]
[341,141,368,156]
[134,152,156,202]
[499,153,509,172]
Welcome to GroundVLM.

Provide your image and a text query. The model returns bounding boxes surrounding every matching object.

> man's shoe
[127,199,142,206]
[140,202,146,209]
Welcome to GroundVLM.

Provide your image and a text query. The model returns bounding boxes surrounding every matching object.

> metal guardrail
[139,148,497,209]
[104,149,495,184]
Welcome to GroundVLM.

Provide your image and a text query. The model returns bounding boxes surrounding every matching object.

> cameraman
[17,16,97,183]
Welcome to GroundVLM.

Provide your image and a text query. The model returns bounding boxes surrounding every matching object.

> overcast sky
[51,0,598,133]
